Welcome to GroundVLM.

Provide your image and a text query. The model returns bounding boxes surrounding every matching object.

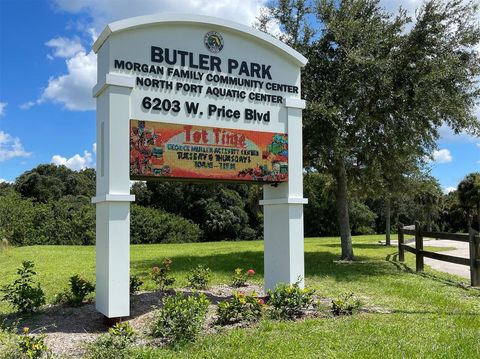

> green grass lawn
[1,235,480,358]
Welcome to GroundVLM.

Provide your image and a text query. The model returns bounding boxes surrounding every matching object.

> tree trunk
[385,197,391,246]
[477,202,479,231]
[427,207,432,232]
[335,158,354,260]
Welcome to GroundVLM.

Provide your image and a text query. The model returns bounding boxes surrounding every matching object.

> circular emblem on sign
[204,31,224,53]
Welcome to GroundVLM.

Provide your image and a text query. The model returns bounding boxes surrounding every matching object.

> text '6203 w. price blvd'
[141,97,271,122]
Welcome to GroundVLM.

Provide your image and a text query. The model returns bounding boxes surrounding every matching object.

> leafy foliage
[331,293,362,315]
[0,261,45,313]
[267,282,315,320]
[129,275,143,295]
[85,322,136,359]
[458,172,480,230]
[17,327,50,359]
[186,265,211,290]
[216,291,264,325]
[69,275,95,305]
[151,292,210,345]
[144,182,258,241]
[130,204,202,244]
[261,0,480,260]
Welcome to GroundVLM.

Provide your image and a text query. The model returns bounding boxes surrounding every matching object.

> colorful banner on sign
[130,120,288,182]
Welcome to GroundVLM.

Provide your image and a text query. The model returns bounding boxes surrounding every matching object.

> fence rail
[398,221,480,287]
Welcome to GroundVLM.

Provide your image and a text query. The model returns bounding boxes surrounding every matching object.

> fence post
[398,223,404,262]
[469,228,479,287]
[415,221,424,272]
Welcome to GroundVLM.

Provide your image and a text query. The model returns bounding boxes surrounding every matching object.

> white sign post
[92,14,307,318]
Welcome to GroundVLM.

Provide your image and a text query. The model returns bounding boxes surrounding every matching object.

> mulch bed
[1,284,388,358]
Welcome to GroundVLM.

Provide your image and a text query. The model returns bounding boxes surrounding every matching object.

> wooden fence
[398,221,480,287]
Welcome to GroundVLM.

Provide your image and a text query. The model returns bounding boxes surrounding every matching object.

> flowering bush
[231,267,255,287]
[18,327,50,359]
[216,291,264,325]
[151,259,175,290]
[268,282,315,320]
[0,261,45,313]
[151,292,210,346]
[186,265,211,290]
[331,293,362,316]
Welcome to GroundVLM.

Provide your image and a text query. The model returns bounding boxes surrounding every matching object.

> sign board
[92,14,307,319]
[130,120,288,182]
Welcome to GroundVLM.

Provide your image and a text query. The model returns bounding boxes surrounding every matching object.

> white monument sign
[92,14,307,318]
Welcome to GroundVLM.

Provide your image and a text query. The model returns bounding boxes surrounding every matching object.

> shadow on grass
[385,252,478,292]
[316,243,387,250]
[131,250,397,283]
[390,309,480,316]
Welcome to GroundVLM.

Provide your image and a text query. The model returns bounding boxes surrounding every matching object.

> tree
[145,182,257,241]
[458,172,480,230]
[412,175,443,231]
[260,0,480,260]
[439,190,468,232]
[14,164,95,202]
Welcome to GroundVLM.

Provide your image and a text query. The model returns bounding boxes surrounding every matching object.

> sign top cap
[92,13,308,67]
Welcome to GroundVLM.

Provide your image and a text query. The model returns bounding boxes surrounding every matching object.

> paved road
[417,239,470,279]
[383,239,470,279]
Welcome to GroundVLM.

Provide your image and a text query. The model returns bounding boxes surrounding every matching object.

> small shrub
[231,268,255,288]
[129,275,143,295]
[216,291,264,325]
[107,322,136,349]
[85,322,135,359]
[1,261,45,313]
[52,290,71,305]
[151,292,210,345]
[151,259,175,290]
[69,275,95,305]
[268,282,315,320]
[331,293,362,316]
[186,265,211,290]
[18,327,50,359]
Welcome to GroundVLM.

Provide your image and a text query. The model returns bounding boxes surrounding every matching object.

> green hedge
[130,205,202,244]
[0,194,201,246]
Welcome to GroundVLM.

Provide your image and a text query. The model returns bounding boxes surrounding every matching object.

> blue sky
[0,0,478,192]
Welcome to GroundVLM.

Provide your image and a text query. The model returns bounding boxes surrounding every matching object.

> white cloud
[31,1,268,112]
[0,102,6,116]
[52,0,266,32]
[432,149,453,164]
[38,50,97,111]
[0,131,31,162]
[45,36,85,59]
[20,101,36,110]
[443,186,456,194]
[92,142,96,154]
[51,146,95,171]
